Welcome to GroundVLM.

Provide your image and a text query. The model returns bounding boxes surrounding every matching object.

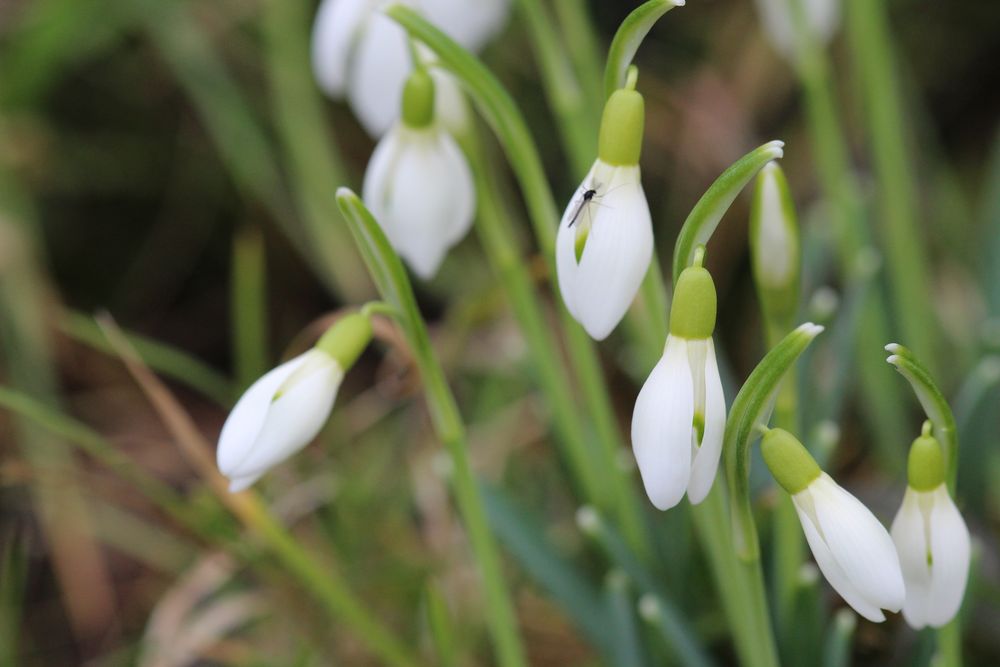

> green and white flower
[362,69,475,279]
[556,80,652,340]
[762,428,905,622]
[216,313,372,492]
[890,423,971,629]
[631,253,724,509]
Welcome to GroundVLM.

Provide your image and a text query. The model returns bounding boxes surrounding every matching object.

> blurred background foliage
[1,0,999,665]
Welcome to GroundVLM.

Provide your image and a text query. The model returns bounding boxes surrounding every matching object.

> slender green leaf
[231,227,269,391]
[577,508,716,667]
[336,188,528,667]
[0,528,28,667]
[481,485,614,655]
[423,582,458,667]
[672,141,785,285]
[604,571,648,667]
[604,0,684,98]
[822,610,856,667]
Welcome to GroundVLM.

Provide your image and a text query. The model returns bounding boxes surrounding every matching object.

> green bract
[672,141,785,285]
[316,312,373,369]
[761,428,821,495]
[886,343,959,488]
[603,0,685,99]
[749,162,800,326]
[723,322,824,559]
[401,68,435,129]
[907,423,946,492]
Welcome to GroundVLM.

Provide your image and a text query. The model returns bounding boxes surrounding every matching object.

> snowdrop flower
[631,249,724,509]
[363,68,475,279]
[891,422,971,629]
[556,73,652,340]
[754,0,840,61]
[216,313,372,492]
[762,427,905,622]
[311,0,509,136]
[750,162,800,331]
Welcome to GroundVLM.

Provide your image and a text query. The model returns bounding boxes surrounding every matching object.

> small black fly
[568,186,599,227]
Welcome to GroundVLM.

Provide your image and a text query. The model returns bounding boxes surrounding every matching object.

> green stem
[786,0,907,473]
[259,0,373,301]
[844,0,937,367]
[552,0,605,114]
[387,5,650,558]
[337,190,528,667]
[460,129,606,514]
[515,0,597,177]
[689,488,780,667]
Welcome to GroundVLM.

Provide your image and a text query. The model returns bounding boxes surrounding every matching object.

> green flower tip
[669,257,716,339]
[761,427,821,495]
[401,68,436,128]
[598,86,645,166]
[907,421,945,491]
[316,311,373,369]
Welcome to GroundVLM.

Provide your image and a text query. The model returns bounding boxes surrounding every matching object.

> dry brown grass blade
[92,312,266,528]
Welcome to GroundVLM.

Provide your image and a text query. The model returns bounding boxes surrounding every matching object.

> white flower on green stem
[761,428,905,622]
[311,0,509,137]
[216,314,372,492]
[556,81,652,340]
[362,69,475,279]
[890,424,971,629]
[631,255,725,509]
[556,160,653,340]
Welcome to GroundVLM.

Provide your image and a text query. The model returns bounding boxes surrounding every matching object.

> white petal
[891,488,933,629]
[421,0,510,51]
[686,338,725,504]
[557,161,653,340]
[812,475,906,614]
[555,161,600,323]
[364,126,474,279]
[794,487,888,622]
[631,336,695,510]
[217,353,312,475]
[311,0,372,97]
[431,69,471,136]
[347,11,412,137]
[926,485,971,628]
[220,350,343,486]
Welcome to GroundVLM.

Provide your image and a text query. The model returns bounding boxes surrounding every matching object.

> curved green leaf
[724,322,824,559]
[672,141,785,285]
[336,188,528,667]
[604,0,684,98]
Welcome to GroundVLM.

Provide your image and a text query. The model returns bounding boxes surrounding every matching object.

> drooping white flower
[216,313,372,492]
[794,473,905,622]
[754,0,840,61]
[631,335,725,509]
[631,255,724,509]
[556,160,653,340]
[217,349,343,492]
[761,427,905,622]
[556,81,652,340]
[311,0,509,137]
[890,424,971,629]
[362,69,475,280]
